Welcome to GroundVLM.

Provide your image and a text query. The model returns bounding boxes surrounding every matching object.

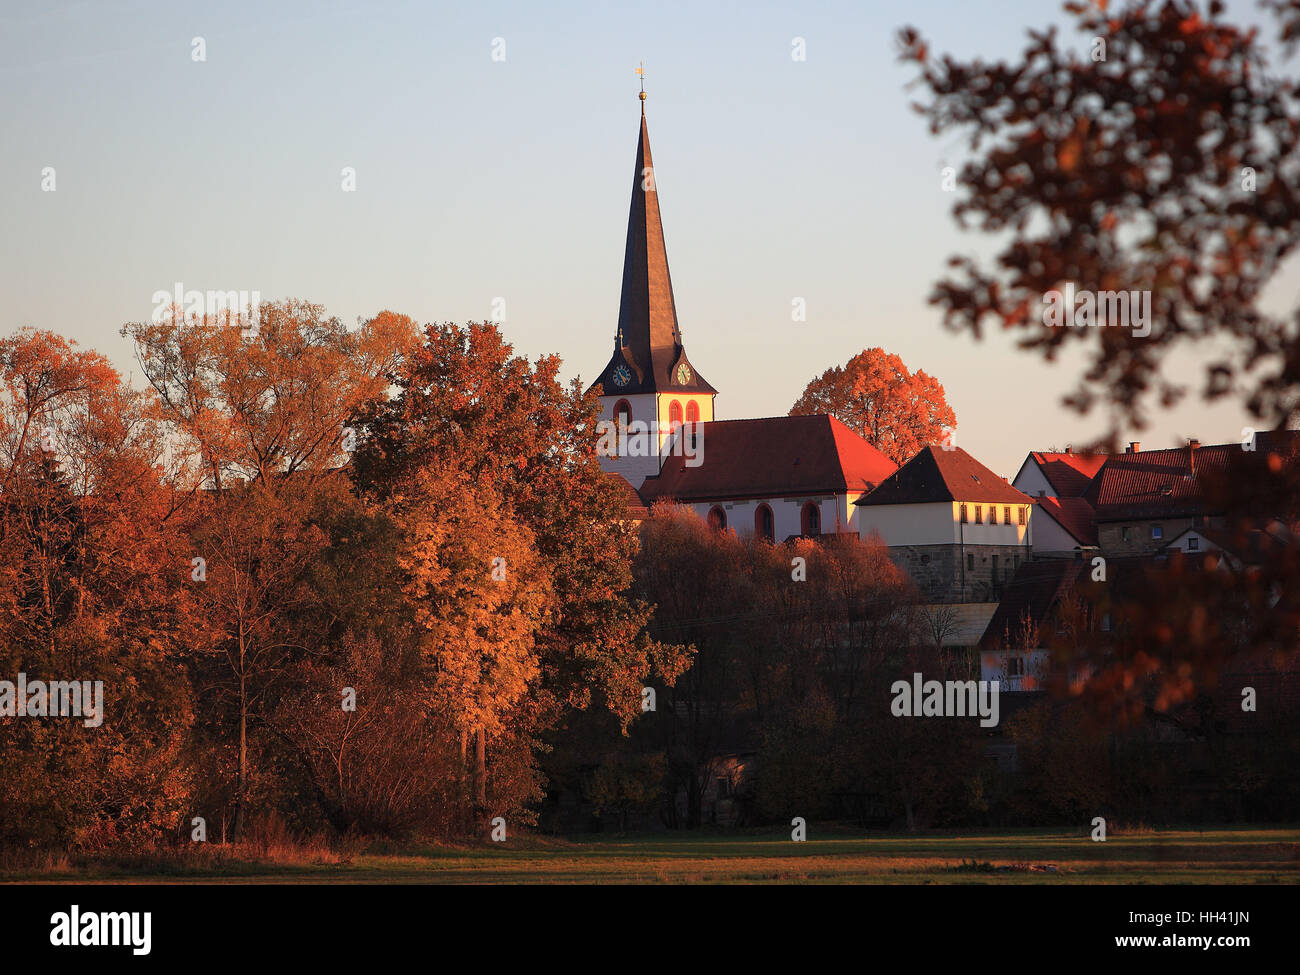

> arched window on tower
[755,504,775,542]
[614,400,632,429]
[668,399,683,431]
[685,401,700,424]
[708,506,727,532]
[801,502,821,537]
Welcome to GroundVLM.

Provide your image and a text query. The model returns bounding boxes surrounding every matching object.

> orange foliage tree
[789,348,956,465]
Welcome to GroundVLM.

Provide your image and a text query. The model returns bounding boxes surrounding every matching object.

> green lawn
[7,827,1300,884]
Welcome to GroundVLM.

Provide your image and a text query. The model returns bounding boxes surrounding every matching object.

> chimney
[1189,437,1199,473]
[1127,441,1141,453]
[1189,438,1200,449]
[1065,445,1073,455]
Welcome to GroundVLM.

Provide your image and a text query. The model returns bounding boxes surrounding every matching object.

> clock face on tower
[611,363,632,388]
[676,362,692,385]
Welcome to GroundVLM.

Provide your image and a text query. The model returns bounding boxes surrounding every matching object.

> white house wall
[857,502,1031,547]
[1012,461,1056,498]
[686,493,846,539]
[1031,508,1082,554]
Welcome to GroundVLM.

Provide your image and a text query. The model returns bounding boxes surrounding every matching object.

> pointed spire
[616,106,681,374]
[590,95,715,398]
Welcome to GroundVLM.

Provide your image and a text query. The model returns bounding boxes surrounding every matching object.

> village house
[854,446,1034,603]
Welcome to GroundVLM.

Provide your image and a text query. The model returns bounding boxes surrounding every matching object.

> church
[589,94,900,542]
[588,92,1034,588]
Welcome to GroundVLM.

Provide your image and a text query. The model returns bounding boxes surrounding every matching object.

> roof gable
[1028,451,1108,497]
[856,446,1031,506]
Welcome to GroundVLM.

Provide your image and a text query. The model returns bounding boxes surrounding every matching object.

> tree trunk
[473,728,487,811]
[234,634,247,841]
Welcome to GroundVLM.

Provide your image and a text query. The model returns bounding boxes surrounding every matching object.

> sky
[1,0,1294,475]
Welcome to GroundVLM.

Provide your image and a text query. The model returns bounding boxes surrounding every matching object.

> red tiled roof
[638,414,896,503]
[1082,432,1300,521]
[1028,451,1107,497]
[1036,496,1097,545]
[605,471,649,520]
[856,446,1032,506]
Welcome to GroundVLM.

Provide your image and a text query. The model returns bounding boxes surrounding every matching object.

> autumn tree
[122,301,415,838]
[789,348,956,465]
[0,330,194,849]
[392,464,554,821]
[898,0,1300,718]
[352,319,688,730]
[899,0,1300,436]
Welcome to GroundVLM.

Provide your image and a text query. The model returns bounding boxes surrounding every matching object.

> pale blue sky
[1,0,1291,474]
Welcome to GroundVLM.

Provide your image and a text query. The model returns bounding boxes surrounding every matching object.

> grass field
[6,827,1299,884]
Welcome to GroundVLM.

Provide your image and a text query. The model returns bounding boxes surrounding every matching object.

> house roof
[588,107,715,398]
[855,446,1031,507]
[1162,521,1289,565]
[1035,496,1097,546]
[978,559,1086,651]
[638,414,896,503]
[605,471,649,521]
[1082,432,1300,521]
[1019,451,1107,497]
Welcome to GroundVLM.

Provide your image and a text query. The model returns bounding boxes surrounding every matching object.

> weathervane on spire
[637,61,646,107]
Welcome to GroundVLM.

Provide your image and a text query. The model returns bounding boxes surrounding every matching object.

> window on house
[1004,506,1012,525]
[615,399,632,428]
[966,553,975,571]
[1018,506,1027,526]
[1188,536,1199,551]
[801,502,821,536]
[990,506,998,525]
[685,401,700,423]
[708,506,727,532]
[1121,526,1131,541]
[754,504,774,542]
[1006,656,1024,677]
[975,505,983,524]
[1151,524,1163,540]
[1101,612,1112,632]
[960,504,968,523]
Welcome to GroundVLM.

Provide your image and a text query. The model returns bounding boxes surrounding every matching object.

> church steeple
[592,94,715,398]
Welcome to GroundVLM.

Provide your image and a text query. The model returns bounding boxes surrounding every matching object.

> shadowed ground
[5,828,1298,884]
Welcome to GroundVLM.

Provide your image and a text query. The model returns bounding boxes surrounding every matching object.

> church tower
[591,87,717,486]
